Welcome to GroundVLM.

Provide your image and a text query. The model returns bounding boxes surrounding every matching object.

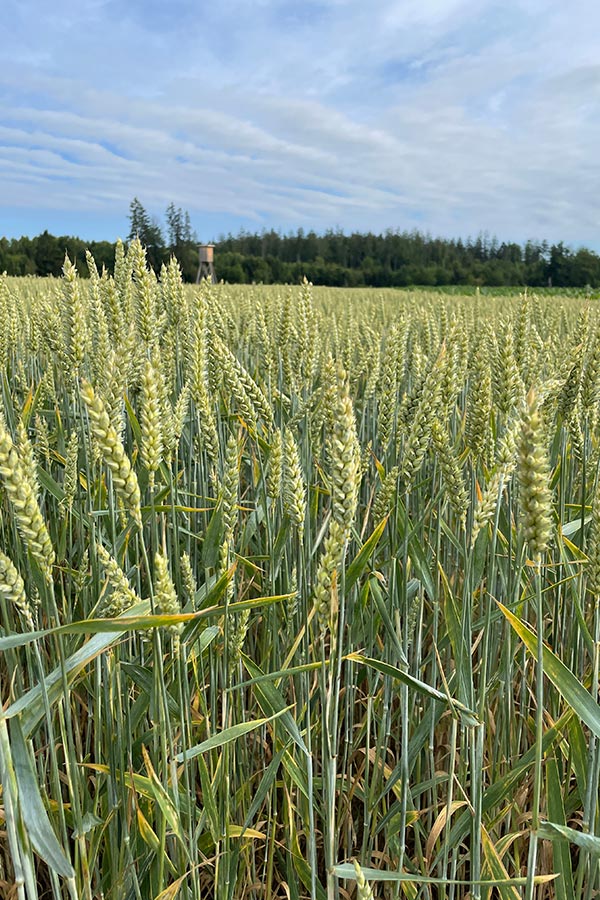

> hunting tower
[196,244,216,284]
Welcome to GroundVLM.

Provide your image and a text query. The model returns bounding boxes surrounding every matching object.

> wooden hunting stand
[196,244,216,284]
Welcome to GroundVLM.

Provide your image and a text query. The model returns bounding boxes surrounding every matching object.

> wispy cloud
[1,0,599,246]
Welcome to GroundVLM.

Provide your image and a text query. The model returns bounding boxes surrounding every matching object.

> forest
[2,197,600,288]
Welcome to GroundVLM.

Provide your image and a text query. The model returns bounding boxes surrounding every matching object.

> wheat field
[0,242,599,899]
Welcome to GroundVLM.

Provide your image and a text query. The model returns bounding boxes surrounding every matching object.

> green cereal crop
[0,251,598,899]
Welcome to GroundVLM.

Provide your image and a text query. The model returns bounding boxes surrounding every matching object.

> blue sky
[1,0,599,248]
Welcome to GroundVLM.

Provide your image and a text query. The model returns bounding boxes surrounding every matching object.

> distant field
[7,272,600,298]
[0,251,599,899]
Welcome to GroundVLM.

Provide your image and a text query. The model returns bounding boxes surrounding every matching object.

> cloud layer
[1,0,599,246]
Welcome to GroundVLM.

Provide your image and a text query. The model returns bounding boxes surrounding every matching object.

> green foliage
[215,228,600,287]
[4,220,600,287]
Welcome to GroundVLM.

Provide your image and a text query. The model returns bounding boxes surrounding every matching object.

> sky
[1,0,599,248]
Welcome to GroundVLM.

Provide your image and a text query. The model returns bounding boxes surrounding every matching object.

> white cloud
[0,0,599,245]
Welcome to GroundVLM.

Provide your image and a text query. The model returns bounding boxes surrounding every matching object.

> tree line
[2,198,600,288]
[0,200,200,282]
[216,229,600,288]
